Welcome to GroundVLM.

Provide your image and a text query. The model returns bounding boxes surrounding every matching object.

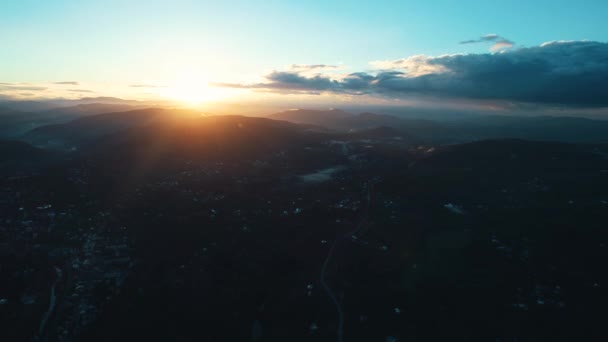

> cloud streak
[54,81,80,85]
[129,84,166,88]
[461,33,515,52]
[289,64,340,71]
[0,84,48,91]
[218,41,608,107]
[68,89,94,93]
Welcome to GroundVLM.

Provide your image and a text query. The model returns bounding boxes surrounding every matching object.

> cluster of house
[0,173,134,341]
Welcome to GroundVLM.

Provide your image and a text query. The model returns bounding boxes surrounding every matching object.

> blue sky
[1,0,607,109]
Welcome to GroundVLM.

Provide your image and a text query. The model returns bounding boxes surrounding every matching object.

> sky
[1,0,607,113]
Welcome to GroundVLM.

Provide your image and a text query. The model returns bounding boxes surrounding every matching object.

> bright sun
[161,74,234,105]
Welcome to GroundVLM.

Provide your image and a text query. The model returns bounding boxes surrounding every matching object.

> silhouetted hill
[41,103,147,117]
[269,109,352,126]
[347,112,404,128]
[269,109,404,130]
[0,97,168,113]
[0,139,58,175]
[0,100,56,112]
[268,109,608,144]
[0,106,21,115]
[0,108,49,138]
[63,97,142,106]
[78,115,345,194]
[21,108,187,148]
[422,139,597,169]
[0,139,46,160]
[452,116,608,143]
[269,109,431,134]
[338,126,408,140]
[0,103,150,139]
[408,139,608,206]
[91,114,318,162]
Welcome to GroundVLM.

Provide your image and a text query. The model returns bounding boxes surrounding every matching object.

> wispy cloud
[54,81,80,85]
[68,89,94,93]
[461,33,515,52]
[0,84,48,91]
[289,64,340,71]
[460,33,502,44]
[129,84,166,88]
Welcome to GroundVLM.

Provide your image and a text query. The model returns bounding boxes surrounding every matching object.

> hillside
[271,109,608,144]
[21,108,188,148]
[0,140,58,175]
[269,109,352,126]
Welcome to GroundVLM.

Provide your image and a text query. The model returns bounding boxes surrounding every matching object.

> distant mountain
[15,105,608,153]
[269,109,413,131]
[271,109,608,144]
[80,115,336,188]
[92,114,314,158]
[0,97,170,113]
[0,108,50,138]
[41,103,149,117]
[0,103,154,139]
[268,108,448,142]
[336,126,408,141]
[60,97,143,105]
[0,100,58,112]
[0,106,22,116]
[269,109,352,126]
[21,108,179,148]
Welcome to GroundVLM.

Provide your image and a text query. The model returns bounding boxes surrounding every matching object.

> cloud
[0,84,48,91]
[214,71,342,95]
[289,64,340,71]
[490,40,515,52]
[218,41,608,107]
[370,54,449,76]
[130,84,165,88]
[54,81,80,85]
[68,89,94,93]
[461,33,515,52]
[460,33,503,44]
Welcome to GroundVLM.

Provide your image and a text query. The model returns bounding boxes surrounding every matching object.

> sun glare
[161,74,235,105]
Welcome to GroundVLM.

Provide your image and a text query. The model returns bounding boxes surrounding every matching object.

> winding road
[37,267,62,340]
[320,183,372,342]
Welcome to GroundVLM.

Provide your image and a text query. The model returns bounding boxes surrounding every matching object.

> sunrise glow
[160,74,237,105]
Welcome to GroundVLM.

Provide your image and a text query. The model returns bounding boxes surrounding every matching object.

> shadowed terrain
[1,107,607,341]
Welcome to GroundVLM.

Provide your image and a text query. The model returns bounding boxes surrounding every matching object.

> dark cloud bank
[218,41,608,107]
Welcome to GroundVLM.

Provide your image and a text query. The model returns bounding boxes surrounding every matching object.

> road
[37,267,62,340]
[320,182,372,342]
